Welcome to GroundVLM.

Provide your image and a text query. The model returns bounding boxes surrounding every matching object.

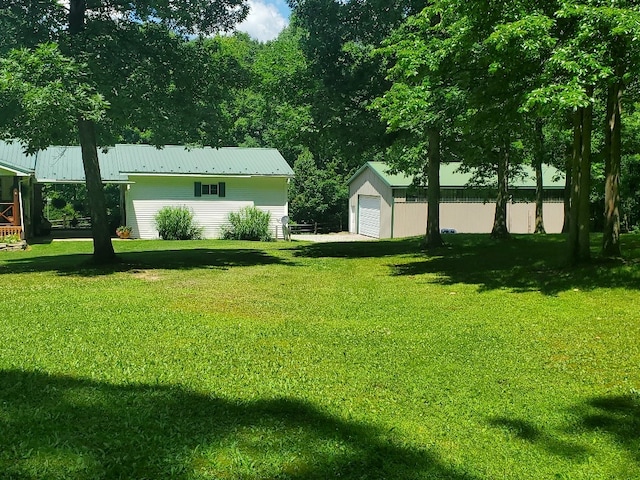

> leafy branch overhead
[0,43,108,151]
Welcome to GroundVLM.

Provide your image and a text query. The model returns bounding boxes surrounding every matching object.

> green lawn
[1,235,639,479]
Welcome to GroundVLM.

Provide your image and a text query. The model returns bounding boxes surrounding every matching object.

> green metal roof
[115,145,293,177]
[0,142,293,183]
[0,142,37,175]
[34,145,126,183]
[350,161,565,189]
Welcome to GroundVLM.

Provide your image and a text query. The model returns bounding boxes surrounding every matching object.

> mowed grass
[0,234,639,479]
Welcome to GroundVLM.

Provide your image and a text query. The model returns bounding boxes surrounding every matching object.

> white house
[0,142,293,239]
[348,161,566,238]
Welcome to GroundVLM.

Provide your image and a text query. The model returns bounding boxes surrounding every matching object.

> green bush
[221,206,273,242]
[154,206,203,240]
[0,234,21,244]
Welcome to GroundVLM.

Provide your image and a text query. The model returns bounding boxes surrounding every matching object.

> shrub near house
[155,206,203,240]
[221,206,273,242]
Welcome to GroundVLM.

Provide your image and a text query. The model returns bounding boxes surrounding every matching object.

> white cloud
[236,0,288,42]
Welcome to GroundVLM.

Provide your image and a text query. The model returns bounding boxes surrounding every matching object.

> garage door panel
[358,195,380,238]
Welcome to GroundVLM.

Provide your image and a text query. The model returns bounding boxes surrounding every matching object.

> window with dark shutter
[194,182,202,197]
[218,182,226,197]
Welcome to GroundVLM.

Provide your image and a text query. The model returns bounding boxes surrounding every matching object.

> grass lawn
[0,234,638,479]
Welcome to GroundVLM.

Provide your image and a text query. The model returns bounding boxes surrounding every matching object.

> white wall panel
[125,176,288,239]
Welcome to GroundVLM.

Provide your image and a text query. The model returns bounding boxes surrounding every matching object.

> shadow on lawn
[0,369,475,480]
[0,248,293,276]
[572,394,640,463]
[389,236,640,295]
[487,393,639,465]
[292,237,424,259]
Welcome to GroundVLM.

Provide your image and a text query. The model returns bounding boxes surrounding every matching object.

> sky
[57,0,291,43]
[235,0,291,42]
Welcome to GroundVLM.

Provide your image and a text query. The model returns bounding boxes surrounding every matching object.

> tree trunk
[577,87,593,262]
[602,81,622,257]
[70,0,116,263]
[78,119,115,263]
[425,128,443,248]
[533,119,546,234]
[568,107,582,261]
[562,154,571,234]
[491,140,510,239]
[568,89,593,265]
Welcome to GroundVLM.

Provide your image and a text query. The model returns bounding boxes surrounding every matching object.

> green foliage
[50,197,67,210]
[289,150,347,229]
[0,234,20,244]
[0,43,108,150]
[154,206,203,240]
[221,206,273,242]
[43,184,112,222]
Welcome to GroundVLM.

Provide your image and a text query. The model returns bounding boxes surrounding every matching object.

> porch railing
[1,202,17,223]
[0,188,23,238]
[0,225,22,238]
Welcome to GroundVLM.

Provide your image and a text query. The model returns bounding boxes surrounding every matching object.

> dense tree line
[2,0,640,263]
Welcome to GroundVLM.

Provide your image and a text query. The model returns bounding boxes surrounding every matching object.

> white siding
[125,176,288,239]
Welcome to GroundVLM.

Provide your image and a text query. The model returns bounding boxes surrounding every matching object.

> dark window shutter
[194,182,202,197]
[218,182,226,197]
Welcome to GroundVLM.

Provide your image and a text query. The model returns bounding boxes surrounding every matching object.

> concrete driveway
[290,232,377,243]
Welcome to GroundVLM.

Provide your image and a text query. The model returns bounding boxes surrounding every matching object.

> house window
[201,184,218,195]
[194,182,226,198]
[440,188,495,203]
[405,185,428,202]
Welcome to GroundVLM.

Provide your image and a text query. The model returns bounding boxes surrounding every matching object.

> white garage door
[358,195,381,238]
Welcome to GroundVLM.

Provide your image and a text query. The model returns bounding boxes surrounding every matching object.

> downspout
[390,195,395,239]
[18,182,25,239]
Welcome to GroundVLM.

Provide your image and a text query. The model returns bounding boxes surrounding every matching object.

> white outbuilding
[0,142,293,239]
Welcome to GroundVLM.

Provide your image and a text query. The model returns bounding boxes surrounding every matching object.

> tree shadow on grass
[571,394,640,463]
[0,248,294,277]
[389,236,640,295]
[488,417,591,460]
[0,369,475,480]
[292,237,425,259]
[487,393,640,467]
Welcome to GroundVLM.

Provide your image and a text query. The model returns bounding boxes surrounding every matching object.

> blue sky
[236,0,292,42]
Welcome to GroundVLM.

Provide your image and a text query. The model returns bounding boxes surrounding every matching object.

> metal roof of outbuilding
[350,161,565,189]
[0,142,293,182]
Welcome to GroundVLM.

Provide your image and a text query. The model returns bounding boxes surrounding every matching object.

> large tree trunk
[578,88,593,262]
[70,0,116,263]
[562,154,571,234]
[425,128,443,248]
[568,107,582,261]
[491,140,510,239]
[568,88,593,263]
[78,120,115,263]
[533,119,546,234]
[602,80,622,257]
